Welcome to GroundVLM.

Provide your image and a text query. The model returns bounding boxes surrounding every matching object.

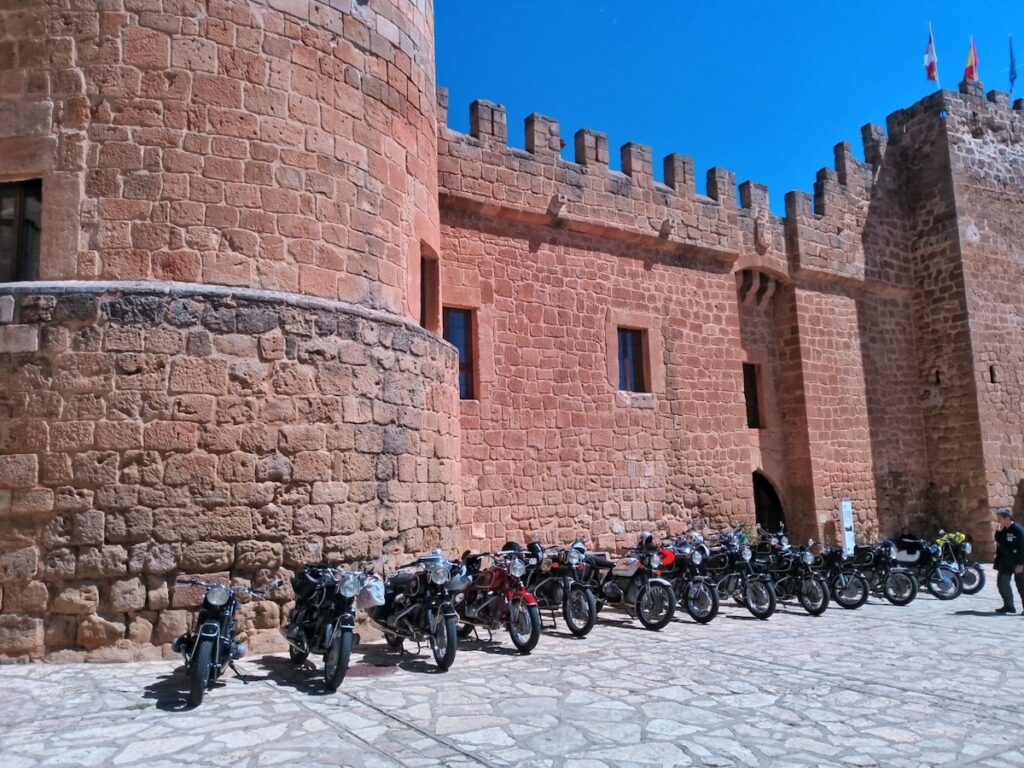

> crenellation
[469,99,506,146]
[524,113,561,157]
[706,167,736,207]
[663,153,695,196]
[573,128,609,167]
[738,181,768,211]
[861,123,887,169]
[620,142,653,184]
[986,89,1010,107]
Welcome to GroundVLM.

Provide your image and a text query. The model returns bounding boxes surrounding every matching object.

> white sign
[840,498,855,556]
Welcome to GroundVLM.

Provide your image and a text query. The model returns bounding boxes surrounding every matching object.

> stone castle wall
[0,284,459,660]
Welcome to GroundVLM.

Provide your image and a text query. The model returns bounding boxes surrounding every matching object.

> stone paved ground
[2,569,1024,768]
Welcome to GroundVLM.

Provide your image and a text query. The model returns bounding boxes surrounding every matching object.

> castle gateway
[0,0,1021,659]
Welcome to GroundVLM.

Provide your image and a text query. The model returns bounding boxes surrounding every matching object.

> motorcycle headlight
[802,551,813,565]
[963,542,972,555]
[693,534,704,545]
[692,550,703,565]
[741,546,752,562]
[509,558,526,578]
[429,564,449,585]
[339,573,360,598]
[650,553,662,569]
[567,548,582,566]
[206,585,231,607]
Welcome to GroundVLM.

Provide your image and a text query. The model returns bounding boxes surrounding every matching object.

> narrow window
[443,307,475,399]
[990,365,997,384]
[0,179,42,282]
[419,249,439,331]
[743,362,762,429]
[617,328,647,392]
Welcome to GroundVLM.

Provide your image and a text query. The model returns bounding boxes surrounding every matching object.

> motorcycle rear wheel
[745,579,776,620]
[563,584,597,637]
[926,566,962,600]
[188,637,214,708]
[798,576,829,616]
[288,645,309,664]
[684,580,719,624]
[830,572,869,609]
[508,601,542,653]
[961,563,986,595]
[883,571,918,606]
[637,583,676,630]
[324,629,353,692]
[431,615,458,670]
[384,632,404,650]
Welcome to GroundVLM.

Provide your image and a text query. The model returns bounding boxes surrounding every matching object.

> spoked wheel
[323,629,353,692]
[744,579,776,620]
[926,566,963,600]
[637,582,676,630]
[797,576,829,616]
[430,615,458,670]
[830,571,869,609]
[563,584,597,637]
[188,637,214,708]
[961,563,986,595]
[683,579,719,624]
[508,600,542,654]
[288,645,309,664]
[883,571,918,606]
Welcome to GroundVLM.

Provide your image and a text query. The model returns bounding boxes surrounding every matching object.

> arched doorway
[753,472,785,533]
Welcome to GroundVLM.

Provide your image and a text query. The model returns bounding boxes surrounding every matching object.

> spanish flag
[964,37,980,82]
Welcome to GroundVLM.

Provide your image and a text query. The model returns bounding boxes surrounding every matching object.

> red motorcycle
[452,549,542,654]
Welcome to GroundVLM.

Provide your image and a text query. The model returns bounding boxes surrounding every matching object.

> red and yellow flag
[964,37,980,81]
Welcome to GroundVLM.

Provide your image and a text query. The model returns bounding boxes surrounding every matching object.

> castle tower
[0,0,458,659]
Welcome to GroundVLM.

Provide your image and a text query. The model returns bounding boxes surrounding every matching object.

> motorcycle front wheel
[384,631,404,650]
[188,637,214,708]
[288,645,309,664]
[430,615,458,670]
[830,571,869,609]
[883,571,918,606]
[508,600,542,653]
[323,629,353,692]
[961,563,986,595]
[744,579,776,620]
[798,576,829,616]
[926,566,963,600]
[563,584,597,637]
[637,582,676,630]
[684,579,719,624]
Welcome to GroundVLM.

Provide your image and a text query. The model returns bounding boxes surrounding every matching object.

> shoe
[996,607,1014,614]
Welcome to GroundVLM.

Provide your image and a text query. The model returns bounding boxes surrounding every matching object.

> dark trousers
[997,570,1024,610]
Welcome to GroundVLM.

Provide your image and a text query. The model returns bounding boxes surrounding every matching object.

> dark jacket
[994,522,1024,572]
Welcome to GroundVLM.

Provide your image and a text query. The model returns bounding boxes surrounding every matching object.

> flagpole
[931,22,941,90]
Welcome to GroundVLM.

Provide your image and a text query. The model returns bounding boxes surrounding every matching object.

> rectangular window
[617,328,647,392]
[443,307,475,399]
[743,362,762,429]
[420,255,439,331]
[0,179,42,283]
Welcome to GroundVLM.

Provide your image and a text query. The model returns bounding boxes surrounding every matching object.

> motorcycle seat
[587,554,615,569]
[389,571,417,590]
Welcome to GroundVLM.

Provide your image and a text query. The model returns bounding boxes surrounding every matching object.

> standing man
[994,508,1024,614]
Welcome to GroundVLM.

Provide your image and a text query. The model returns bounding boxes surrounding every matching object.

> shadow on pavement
[953,609,1018,617]
[142,667,198,712]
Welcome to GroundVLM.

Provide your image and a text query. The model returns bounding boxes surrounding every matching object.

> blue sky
[436,1,1024,215]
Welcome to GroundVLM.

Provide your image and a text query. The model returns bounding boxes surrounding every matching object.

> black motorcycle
[817,546,870,609]
[754,535,829,616]
[705,531,777,619]
[518,541,598,637]
[579,533,676,630]
[660,534,719,623]
[365,550,463,671]
[282,565,383,692]
[892,537,963,600]
[851,541,919,605]
[173,577,282,707]
[937,530,985,595]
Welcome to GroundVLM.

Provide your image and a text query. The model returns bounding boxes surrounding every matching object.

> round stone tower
[0,0,458,660]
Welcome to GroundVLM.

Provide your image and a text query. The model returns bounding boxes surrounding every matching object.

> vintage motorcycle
[453,548,543,653]
[281,564,384,692]
[660,534,719,623]
[937,530,985,595]
[816,545,870,609]
[173,577,282,707]
[851,541,919,605]
[365,550,462,670]
[704,530,777,619]
[892,536,963,600]
[516,540,597,637]
[580,533,676,630]
[755,536,830,616]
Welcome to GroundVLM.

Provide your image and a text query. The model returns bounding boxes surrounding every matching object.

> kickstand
[228,660,249,684]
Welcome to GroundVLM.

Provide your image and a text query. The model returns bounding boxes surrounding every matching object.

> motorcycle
[516,540,597,637]
[753,532,829,616]
[579,533,676,630]
[816,545,870,609]
[660,533,719,623]
[453,548,543,653]
[850,541,919,605]
[937,530,985,595]
[365,550,462,670]
[892,536,963,600]
[172,577,282,707]
[704,530,777,619]
[281,564,384,692]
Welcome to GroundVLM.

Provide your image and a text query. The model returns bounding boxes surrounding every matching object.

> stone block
[109,577,146,612]
[76,545,128,579]
[235,540,283,571]
[0,547,38,582]
[77,614,125,650]
[4,580,48,613]
[0,296,13,323]
[0,325,39,353]
[0,615,44,656]
[180,541,232,571]
[154,609,188,644]
[168,358,228,394]
[0,455,38,489]
[52,584,100,615]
